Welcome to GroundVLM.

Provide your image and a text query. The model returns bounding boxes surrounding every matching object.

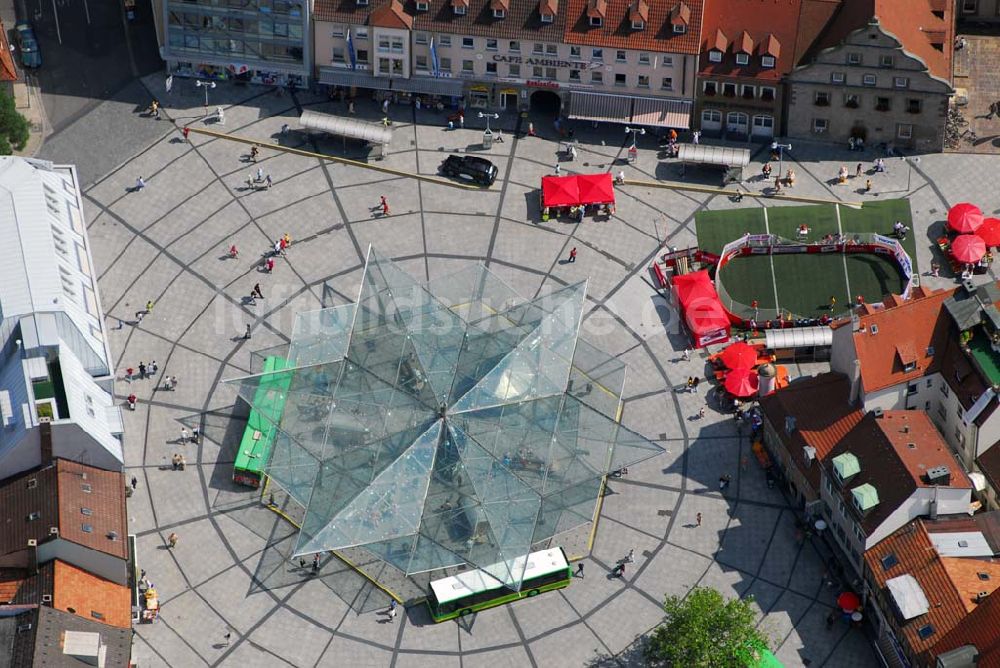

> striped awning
[568,92,632,124]
[631,96,692,129]
[317,68,386,89]
[392,76,465,97]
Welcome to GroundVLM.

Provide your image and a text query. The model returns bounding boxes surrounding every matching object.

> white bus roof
[430,549,568,604]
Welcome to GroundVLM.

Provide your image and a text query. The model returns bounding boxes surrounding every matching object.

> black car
[440,155,498,186]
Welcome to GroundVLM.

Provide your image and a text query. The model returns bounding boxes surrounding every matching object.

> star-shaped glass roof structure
[229,248,663,591]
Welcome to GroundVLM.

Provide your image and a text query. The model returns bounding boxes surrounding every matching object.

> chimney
[39,421,53,466]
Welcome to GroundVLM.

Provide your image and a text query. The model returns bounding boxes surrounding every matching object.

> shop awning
[568,92,632,124]
[299,109,393,145]
[764,326,832,349]
[575,173,615,205]
[317,67,386,90]
[391,76,464,97]
[631,96,692,129]
[677,144,751,168]
[541,175,580,208]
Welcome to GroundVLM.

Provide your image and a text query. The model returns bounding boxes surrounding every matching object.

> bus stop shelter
[677,144,751,184]
[299,109,393,159]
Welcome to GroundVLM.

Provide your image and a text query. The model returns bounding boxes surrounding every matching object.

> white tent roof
[765,326,833,349]
[676,144,751,167]
[299,110,393,145]
[886,574,930,620]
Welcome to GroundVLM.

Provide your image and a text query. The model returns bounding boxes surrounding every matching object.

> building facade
[314,0,700,125]
[786,7,954,153]
[154,0,311,85]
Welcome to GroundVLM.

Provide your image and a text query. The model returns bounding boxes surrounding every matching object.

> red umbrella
[837,591,861,612]
[720,341,758,370]
[952,234,987,264]
[948,202,984,234]
[977,218,1000,247]
[724,368,759,398]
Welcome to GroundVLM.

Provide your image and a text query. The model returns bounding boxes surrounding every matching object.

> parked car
[14,22,41,68]
[440,155,498,186]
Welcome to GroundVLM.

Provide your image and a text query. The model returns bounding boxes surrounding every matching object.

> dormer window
[454,4,467,14]
[491,0,508,18]
[709,50,722,63]
[761,56,775,68]
[735,53,749,65]
[669,1,689,34]
[629,0,648,30]
[673,23,686,34]
[356,0,368,6]
[541,12,553,22]
[632,19,644,30]
[539,0,558,22]
[416,0,428,9]
[587,0,606,27]
[590,16,602,26]
[493,8,505,17]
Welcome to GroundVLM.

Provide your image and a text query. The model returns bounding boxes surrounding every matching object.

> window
[81,523,93,533]
[569,69,580,81]
[439,57,451,72]
[963,0,978,10]
[591,70,603,84]
[813,118,828,133]
[876,96,891,111]
[735,53,749,65]
[590,15,602,26]
[638,52,650,65]
[533,66,543,77]
[638,74,649,88]
[831,72,845,84]
[415,33,428,45]
[541,11,553,22]
[853,523,865,542]
[760,86,775,101]
[331,47,344,63]
[615,73,627,86]
[616,50,627,62]
[894,76,909,88]
[415,55,428,70]
[378,37,391,52]
[917,624,936,640]
[439,35,451,47]
[742,85,755,99]
[509,63,520,76]
[416,0,428,8]
[545,67,556,79]
[453,3,466,14]
[486,62,497,75]
[926,378,933,388]
[533,43,544,55]
[570,46,581,58]
[632,19,645,30]
[881,553,899,570]
[958,405,965,419]
[907,99,921,113]
[761,55,775,68]
[838,499,846,517]
[673,23,686,33]
[709,50,722,63]
[357,48,369,64]
[863,74,877,86]
[462,37,474,49]
[462,59,474,73]
[81,507,93,516]
[91,611,104,620]
[81,483,92,493]
[661,77,673,90]
[907,381,918,394]
[332,27,345,38]
[510,41,520,52]
[978,572,992,581]
[703,81,717,96]
[880,55,894,67]
[493,7,505,17]
[546,44,557,55]
[722,82,737,97]
[815,91,831,106]
[592,48,603,60]
[897,123,913,139]
[486,38,497,51]
[661,56,673,66]
[941,383,950,397]
[845,93,859,108]
[848,52,862,64]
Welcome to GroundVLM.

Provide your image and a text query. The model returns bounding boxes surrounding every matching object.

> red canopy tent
[541,175,580,208]
[673,270,731,348]
[575,173,616,206]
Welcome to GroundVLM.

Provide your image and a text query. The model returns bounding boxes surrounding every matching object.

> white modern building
[0,158,122,479]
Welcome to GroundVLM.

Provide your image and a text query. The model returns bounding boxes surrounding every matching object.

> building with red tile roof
[0,459,128,586]
[0,560,130,629]
[0,605,131,667]
[758,372,863,505]
[930,585,1000,667]
[785,0,954,151]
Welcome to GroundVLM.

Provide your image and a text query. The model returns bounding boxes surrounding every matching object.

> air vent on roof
[907,442,916,449]
[870,324,879,335]
[977,591,990,602]
[41,594,52,603]
[963,279,976,294]
[49,527,58,535]
[27,539,37,547]
[26,478,37,489]
[107,531,119,541]
[872,407,884,418]
[16,623,31,633]
[881,553,899,570]
[926,466,951,486]
[26,512,40,521]
[90,611,103,620]
[81,483,91,493]
[959,540,969,548]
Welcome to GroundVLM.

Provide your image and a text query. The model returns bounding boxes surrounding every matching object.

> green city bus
[427,548,572,622]
[232,356,292,488]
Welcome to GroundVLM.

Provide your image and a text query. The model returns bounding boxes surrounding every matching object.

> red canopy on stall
[673,270,731,347]
[575,173,616,205]
[725,368,760,397]
[720,341,758,370]
[977,218,1000,247]
[952,234,987,263]
[948,203,984,234]
[541,175,580,208]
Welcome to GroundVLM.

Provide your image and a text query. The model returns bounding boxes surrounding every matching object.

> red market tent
[952,234,987,264]
[977,218,1000,247]
[541,175,580,208]
[720,341,757,370]
[575,173,616,206]
[725,368,760,398]
[948,202,984,234]
[673,270,731,348]
[837,592,861,613]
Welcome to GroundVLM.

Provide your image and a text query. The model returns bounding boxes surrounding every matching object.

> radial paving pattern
[75,73,1000,667]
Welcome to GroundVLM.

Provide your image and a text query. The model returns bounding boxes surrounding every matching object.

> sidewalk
[1,0,47,157]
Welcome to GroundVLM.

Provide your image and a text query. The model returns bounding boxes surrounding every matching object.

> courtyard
[69,73,1000,667]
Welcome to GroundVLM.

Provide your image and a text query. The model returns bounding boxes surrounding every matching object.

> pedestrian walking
[135,177,146,191]
[388,599,397,621]
[130,476,138,490]
[138,362,147,380]
[252,283,263,300]
[172,453,181,470]
[829,296,837,311]
[281,123,289,135]
[169,375,178,391]
[568,247,577,263]
[698,406,706,419]
[299,557,306,569]
[282,233,292,248]
[250,145,259,162]
[380,195,390,216]
[126,367,134,382]
[527,122,536,137]
[930,262,940,277]
[312,554,320,573]
[692,377,700,391]
[167,532,178,548]
[685,377,694,392]
[265,257,275,273]
[223,632,232,646]
[855,163,863,177]
[145,300,154,314]
[180,427,189,443]
[554,163,561,175]
[244,324,252,340]
[279,236,288,253]
[741,455,749,472]
[192,427,200,444]
[229,244,239,259]
[348,100,356,114]
[266,174,272,189]
[575,562,585,578]
[150,360,158,376]
[683,348,691,361]
[624,548,634,563]
[692,130,701,144]
[382,98,390,115]
[696,512,702,527]
[182,127,190,140]
[865,178,872,193]
[616,562,626,578]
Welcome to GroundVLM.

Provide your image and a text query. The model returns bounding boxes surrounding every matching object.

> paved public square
[74,74,1000,667]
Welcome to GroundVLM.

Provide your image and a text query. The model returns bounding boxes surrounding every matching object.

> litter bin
[627,145,638,164]
[482,128,494,149]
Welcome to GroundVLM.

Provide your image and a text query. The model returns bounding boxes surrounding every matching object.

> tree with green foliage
[0,91,30,155]
[644,586,771,667]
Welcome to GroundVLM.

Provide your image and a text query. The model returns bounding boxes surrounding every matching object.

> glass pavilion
[231,248,662,592]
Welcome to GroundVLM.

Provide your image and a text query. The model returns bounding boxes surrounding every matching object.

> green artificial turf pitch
[697,199,917,320]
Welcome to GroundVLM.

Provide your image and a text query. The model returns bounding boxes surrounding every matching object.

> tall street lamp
[195,80,216,108]
[625,127,645,164]
[478,111,499,133]
[771,140,792,178]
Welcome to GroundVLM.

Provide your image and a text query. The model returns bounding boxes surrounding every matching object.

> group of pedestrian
[247,167,273,191]
[683,376,700,393]
[161,375,179,391]
[171,453,187,470]
[135,300,154,324]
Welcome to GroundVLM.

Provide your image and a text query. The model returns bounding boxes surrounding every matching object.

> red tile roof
[876,411,972,490]
[0,21,17,83]
[931,588,1000,667]
[371,0,414,28]
[758,372,864,493]
[562,0,703,54]
[0,459,127,561]
[852,287,954,394]
[979,445,1000,499]
[52,560,131,629]
[865,520,970,661]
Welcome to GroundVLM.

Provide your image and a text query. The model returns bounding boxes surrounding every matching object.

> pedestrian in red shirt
[266,258,275,273]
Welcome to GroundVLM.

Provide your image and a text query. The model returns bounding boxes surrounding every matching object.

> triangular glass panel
[288,303,357,367]
[425,263,522,324]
